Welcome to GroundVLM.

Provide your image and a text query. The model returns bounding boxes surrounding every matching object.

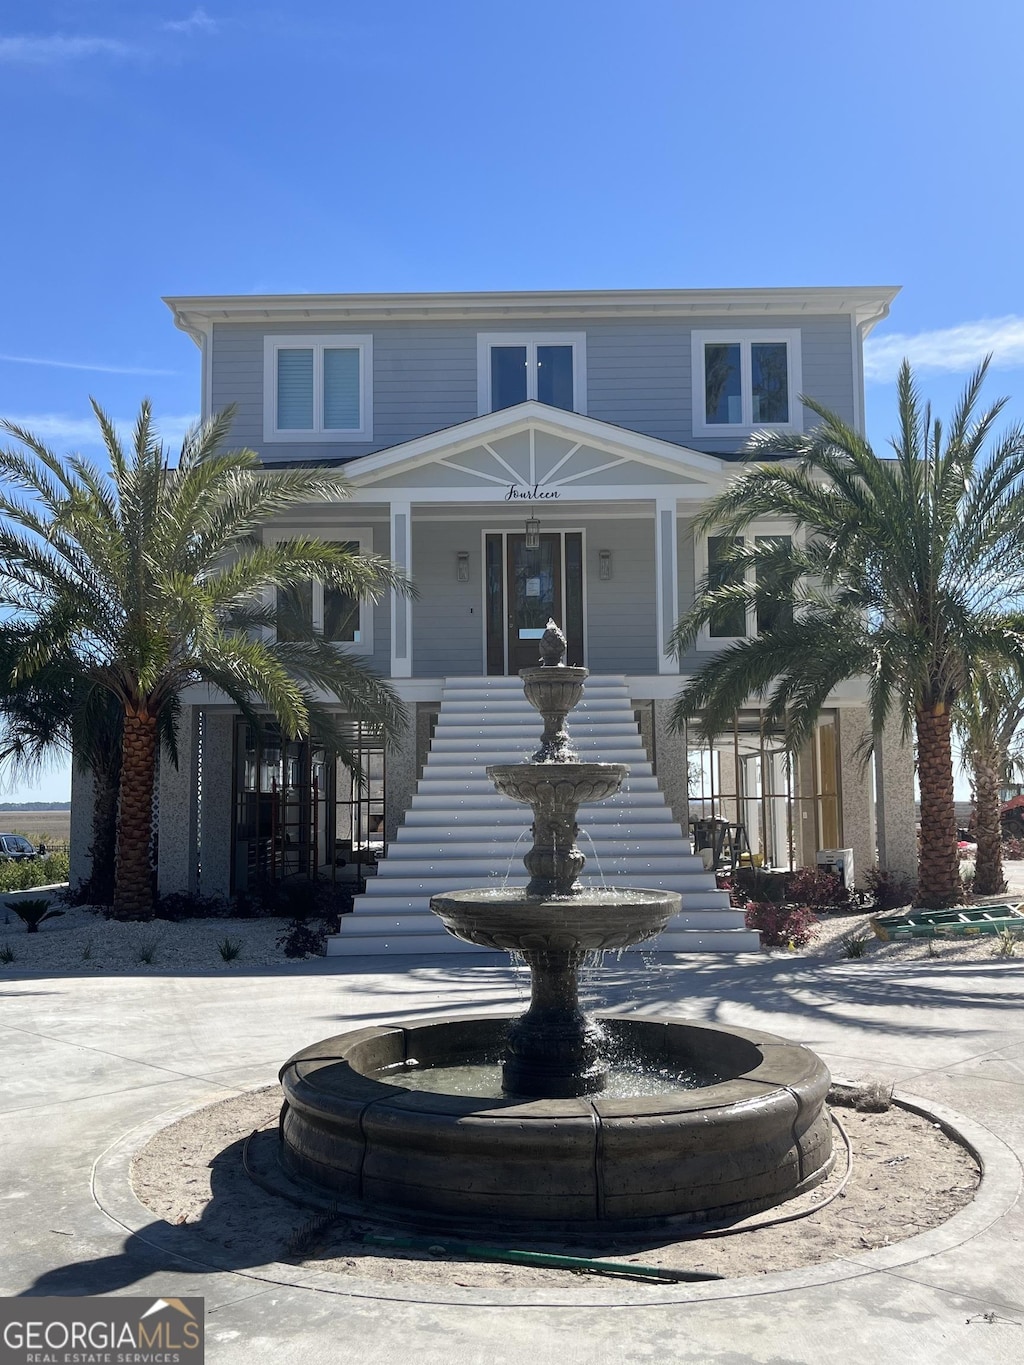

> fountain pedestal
[502,949,605,1096]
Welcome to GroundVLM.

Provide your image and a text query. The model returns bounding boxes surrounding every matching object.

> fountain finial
[538,619,567,667]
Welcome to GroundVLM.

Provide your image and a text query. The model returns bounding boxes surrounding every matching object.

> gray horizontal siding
[410,516,659,677]
[210,313,859,463]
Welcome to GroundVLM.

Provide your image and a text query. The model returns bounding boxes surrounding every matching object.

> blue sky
[2,0,1023,801]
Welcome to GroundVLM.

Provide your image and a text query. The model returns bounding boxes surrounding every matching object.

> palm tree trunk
[112,709,157,920]
[915,704,962,908]
[972,743,1006,896]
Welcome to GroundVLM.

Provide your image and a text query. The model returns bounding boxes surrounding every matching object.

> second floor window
[691,330,801,438]
[263,335,372,441]
[477,333,586,414]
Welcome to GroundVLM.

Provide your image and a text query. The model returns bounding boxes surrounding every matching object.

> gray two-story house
[72,286,917,953]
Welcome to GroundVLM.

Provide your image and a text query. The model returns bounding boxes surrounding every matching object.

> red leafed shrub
[1003,836,1024,861]
[745,900,820,949]
[785,867,854,912]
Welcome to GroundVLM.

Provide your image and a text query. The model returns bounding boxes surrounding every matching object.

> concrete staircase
[327,674,760,956]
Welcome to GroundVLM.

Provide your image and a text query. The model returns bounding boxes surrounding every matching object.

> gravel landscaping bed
[0,901,298,972]
[3,867,1024,974]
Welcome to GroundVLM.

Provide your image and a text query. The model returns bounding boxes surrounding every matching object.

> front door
[507,533,562,672]
[486,531,584,674]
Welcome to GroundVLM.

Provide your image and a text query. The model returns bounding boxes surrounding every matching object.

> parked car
[0,833,38,860]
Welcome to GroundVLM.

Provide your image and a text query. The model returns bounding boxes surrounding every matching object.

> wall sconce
[456,551,470,583]
[525,515,541,550]
[598,549,613,580]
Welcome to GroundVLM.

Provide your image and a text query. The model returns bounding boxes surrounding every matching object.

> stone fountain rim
[279,1012,827,1120]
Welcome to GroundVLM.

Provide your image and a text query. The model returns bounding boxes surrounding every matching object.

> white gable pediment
[343,403,728,499]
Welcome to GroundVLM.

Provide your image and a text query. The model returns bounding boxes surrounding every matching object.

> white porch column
[390,500,413,678]
[655,496,680,674]
[157,705,199,896]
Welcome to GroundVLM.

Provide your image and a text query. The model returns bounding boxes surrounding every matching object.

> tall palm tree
[955,672,1024,896]
[0,402,409,920]
[670,360,1024,908]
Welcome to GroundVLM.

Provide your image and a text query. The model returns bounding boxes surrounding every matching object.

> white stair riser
[336,673,743,957]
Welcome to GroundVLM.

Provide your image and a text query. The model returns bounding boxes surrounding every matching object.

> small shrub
[786,867,855,913]
[134,935,162,964]
[841,934,868,958]
[745,900,820,949]
[0,942,15,964]
[1002,835,1024,861]
[5,897,65,933]
[994,928,1024,958]
[0,851,71,894]
[81,938,94,961]
[235,881,353,931]
[829,1080,893,1112]
[218,936,243,961]
[864,865,917,913]
[156,892,229,923]
[277,917,328,959]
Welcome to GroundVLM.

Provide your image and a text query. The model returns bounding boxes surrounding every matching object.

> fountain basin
[279,1014,834,1237]
[429,886,678,953]
[486,761,627,808]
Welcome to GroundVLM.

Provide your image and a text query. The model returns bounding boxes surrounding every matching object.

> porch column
[655,496,680,674]
[390,499,412,678]
[837,705,875,889]
[876,719,917,878]
[157,705,200,895]
[69,761,96,893]
[198,709,234,899]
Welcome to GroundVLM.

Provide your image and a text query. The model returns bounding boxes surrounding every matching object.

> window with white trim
[477,333,586,414]
[691,330,801,438]
[273,530,374,655]
[696,526,794,647]
[263,335,372,441]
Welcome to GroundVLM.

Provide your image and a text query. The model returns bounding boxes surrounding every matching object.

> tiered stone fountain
[280,623,833,1236]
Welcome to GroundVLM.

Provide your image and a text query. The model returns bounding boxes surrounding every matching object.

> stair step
[334,674,740,958]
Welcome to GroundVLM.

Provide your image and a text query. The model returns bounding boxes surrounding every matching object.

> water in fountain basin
[375,1055,724,1099]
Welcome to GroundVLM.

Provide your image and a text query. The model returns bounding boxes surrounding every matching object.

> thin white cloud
[163,9,218,36]
[2,413,200,449]
[865,316,1024,383]
[0,352,176,377]
[0,33,136,63]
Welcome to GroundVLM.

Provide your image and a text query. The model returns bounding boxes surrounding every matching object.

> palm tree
[670,360,1024,908]
[0,402,409,920]
[955,672,1024,896]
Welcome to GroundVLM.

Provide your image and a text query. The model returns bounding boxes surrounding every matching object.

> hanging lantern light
[525,515,541,549]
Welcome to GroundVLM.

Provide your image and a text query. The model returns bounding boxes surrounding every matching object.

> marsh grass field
[0,808,71,846]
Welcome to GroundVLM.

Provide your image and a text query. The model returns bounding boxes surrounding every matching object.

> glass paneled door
[486,531,584,674]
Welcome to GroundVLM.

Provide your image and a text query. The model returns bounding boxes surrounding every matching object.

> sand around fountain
[131,1084,979,1288]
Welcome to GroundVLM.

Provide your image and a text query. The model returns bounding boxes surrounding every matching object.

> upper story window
[273,531,374,655]
[263,334,372,442]
[691,330,801,438]
[698,526,794,648]
[477,333,587,415]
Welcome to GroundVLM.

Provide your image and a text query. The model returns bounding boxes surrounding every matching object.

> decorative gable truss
[341,402,727,503]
